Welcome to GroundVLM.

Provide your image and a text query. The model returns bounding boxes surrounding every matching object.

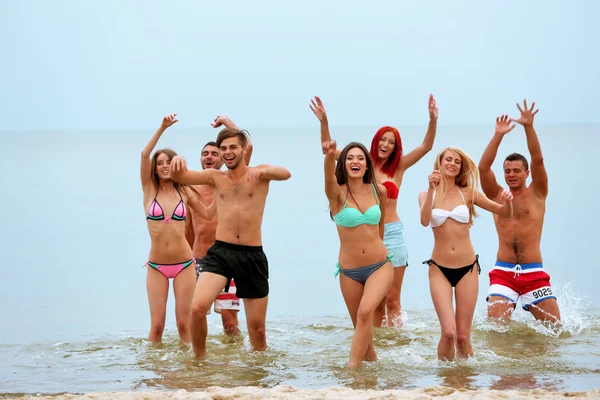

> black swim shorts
[199,240,269,298]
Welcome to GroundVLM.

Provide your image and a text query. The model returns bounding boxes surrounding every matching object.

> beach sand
[8,386,600,399]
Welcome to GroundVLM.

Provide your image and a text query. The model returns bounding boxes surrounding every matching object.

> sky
[1,0,599,130]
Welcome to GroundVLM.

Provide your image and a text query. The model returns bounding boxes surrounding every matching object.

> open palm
[512,99,539,126]
[310,96,327,122]
[428,94,438,120]
[495,115,515,135]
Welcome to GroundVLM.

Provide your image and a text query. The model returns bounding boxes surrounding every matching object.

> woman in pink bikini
[141,113,216,344]
[310,95,438,327]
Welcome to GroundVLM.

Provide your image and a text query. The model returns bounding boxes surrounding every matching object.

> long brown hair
[433,147,479,225]
[334,142,382,213]
[150,148,196,196]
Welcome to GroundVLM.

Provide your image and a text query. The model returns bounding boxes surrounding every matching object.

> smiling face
[219,137,246,170]
[504,160,529,189]
[377,131,396,160]
[201,145,222,170]
[440,150,462,177]
[345,147,368,179]
[154,152,172,181]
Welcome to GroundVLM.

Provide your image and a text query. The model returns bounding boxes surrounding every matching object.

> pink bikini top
[146,187,186,222]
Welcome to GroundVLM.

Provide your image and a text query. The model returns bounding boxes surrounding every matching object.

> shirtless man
[171,128,291,357]
[185,116,254,336]
[478,100,561,325]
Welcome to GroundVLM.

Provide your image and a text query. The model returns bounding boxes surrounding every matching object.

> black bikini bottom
[422,255,480,287]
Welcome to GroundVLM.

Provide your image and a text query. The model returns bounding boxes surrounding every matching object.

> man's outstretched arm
[511,100,548,198]
[479,115,515,199]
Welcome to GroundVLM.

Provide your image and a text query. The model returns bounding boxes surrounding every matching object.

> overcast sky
[2,0,598,130]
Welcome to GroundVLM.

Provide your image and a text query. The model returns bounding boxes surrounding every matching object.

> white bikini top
[430,187,470,228]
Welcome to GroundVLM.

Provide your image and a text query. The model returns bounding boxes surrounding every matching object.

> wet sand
[8,385,600,399]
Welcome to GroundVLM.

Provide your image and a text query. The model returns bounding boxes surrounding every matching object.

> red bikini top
[382,181,399,200]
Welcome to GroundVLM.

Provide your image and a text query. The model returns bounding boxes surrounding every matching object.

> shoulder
[207,168,227,182]
[526,184,547,202]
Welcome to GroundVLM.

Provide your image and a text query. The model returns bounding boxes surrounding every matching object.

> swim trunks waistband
[214,240,264,252]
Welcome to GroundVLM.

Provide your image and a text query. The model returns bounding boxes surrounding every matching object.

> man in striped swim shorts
[478,101,560,325]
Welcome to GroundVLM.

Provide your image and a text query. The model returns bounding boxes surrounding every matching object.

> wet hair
[369,126,403,178]
[504,153,529,171]
[216,128,249,148]
[433,147,480,226]
[330,142,382,219]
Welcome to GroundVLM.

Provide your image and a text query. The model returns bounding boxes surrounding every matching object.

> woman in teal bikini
[322,139,392,368]
[311,95,438,328]
[141,113,216,344]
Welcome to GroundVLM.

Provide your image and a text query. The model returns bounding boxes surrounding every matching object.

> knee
[176,318,190,333]
[440,327,456,343]
[223,322,239,335]
[385,295,400,311]
[456,333,470,348]
[149,321,165,336]
[357,305,375,325]
[191,302,210,319]
[247,323,266,339]
[222,314,239,335]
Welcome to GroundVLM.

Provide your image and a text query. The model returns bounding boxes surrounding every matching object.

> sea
[1,124,598,395]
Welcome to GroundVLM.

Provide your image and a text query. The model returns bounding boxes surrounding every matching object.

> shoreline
[6,386,600,400]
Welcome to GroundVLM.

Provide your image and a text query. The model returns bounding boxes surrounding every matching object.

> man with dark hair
[504,153,529,170]
[185,116,253,337]
[478,100,560,325]
[171,123,291,357]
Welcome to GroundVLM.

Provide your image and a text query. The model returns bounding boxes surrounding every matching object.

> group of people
[141,113,289,358]
[139,96,560,368]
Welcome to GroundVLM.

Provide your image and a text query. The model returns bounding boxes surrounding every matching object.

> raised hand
[170,155,187,173]
[428,170,441,189]
[310,96,328,123]
[428,94,438,120]
[211,115,238,130]
[323,140,337,155]
[499,189,514,203]
[495,115,516,135]
[161,113,178,129]
[511,99,539,126]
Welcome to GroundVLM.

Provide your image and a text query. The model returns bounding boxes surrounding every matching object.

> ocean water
[1,123,599,394]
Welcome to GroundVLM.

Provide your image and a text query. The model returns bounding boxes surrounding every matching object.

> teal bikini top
[333,184,381,228]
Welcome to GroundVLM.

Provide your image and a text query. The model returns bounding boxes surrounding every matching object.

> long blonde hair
[433,147,479,225]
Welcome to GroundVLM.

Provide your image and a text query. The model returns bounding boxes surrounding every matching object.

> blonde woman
[418,147,513,361]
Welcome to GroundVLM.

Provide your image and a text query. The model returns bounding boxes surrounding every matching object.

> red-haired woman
[311,95,438,327]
